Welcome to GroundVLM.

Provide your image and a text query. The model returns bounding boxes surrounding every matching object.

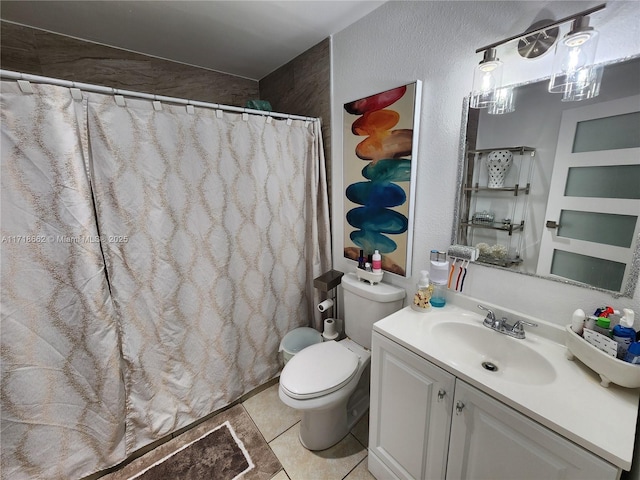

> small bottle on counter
[571,309,585,335]
[430,282,447,308]
[613,325,636,359]
[593,317,611,337]
[613,309,636,359]
[411,270,433,312]
[372,250,382,273]
[429,250,448,308]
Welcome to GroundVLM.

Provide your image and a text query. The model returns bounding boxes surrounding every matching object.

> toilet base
[299,404,349,451]
[346,363,370,430]
[298,364,370,451]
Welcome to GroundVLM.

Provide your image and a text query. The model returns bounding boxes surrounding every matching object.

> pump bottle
[411,270,433,312]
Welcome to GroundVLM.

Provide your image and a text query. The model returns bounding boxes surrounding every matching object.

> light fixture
[517,20,559,59]
[470,48,504,109]
[549,16,600,95]
[561,65,603,101]
[488,87,515,115]
[470,3,606,112]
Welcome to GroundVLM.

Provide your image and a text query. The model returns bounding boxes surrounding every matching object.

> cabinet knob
[455,401,465,415]
[437,389,446,401]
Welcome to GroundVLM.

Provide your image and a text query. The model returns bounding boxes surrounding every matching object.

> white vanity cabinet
[369,331,455,480]
[446,381,618,480]
[369,331,619,480]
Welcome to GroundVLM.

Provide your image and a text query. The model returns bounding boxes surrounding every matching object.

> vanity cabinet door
[369,332,455,480]
[446,380,619,480]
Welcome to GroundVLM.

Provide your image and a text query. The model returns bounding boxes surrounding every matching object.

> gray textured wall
[0,21,259,106]
[1,21,333,220]
[259,38,332,215]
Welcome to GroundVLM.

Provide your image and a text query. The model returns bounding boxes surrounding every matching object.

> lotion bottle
[571,309,585,335]
[372,250,382,273]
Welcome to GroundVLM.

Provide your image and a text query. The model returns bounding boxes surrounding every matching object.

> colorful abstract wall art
[343,82,421,277]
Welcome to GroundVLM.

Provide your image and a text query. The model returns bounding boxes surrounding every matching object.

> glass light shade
[470,49,503,109]
[561,65,603,101]
[488,87,516,114]
[549,18,599,94]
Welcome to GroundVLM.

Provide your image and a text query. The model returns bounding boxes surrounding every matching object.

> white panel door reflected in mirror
[456,56,640,297]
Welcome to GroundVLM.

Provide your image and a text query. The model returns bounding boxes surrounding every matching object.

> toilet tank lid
[342,273,405,302]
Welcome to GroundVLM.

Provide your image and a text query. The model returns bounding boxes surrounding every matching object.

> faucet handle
[511,319,538,337]
[477,304,495,320]
[478,304,497,327]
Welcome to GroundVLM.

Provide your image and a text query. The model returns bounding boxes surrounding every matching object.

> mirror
[454,55,640,297]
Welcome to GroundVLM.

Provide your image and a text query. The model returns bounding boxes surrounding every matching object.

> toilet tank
[341,273,405,349]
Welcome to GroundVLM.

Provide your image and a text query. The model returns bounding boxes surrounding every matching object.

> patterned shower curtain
[1,81,331,479]
[0,83,126,479]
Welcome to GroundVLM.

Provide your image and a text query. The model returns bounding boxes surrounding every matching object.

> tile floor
[242,381,375,480]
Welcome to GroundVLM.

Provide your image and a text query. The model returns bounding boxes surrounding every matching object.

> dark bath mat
[129,420,252,480]
[102,404,281,480]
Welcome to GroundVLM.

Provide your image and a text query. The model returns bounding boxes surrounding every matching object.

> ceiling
[0,1,386,80]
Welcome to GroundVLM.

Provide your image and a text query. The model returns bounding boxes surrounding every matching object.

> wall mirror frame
[453,55,640,298]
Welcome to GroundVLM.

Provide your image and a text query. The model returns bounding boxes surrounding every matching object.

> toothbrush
[446,245,479,291]
[459,259,470,292]
[448,259,456,289]
[455,259,465,291]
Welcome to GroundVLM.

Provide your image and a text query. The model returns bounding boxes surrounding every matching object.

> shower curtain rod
[0,69,320,123]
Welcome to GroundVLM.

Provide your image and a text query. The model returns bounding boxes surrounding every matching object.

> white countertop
[373,303,640,470]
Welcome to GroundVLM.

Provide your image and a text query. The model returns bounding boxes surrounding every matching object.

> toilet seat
[280,341,360,400]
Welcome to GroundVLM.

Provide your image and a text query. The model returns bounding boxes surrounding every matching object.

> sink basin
[431,321,557,385]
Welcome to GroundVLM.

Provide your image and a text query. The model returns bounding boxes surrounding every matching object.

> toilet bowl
[278,272,405,451]
[279,338,370,450]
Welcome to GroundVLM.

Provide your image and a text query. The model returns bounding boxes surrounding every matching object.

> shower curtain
[1,81,331,479]
[1,83,126,479]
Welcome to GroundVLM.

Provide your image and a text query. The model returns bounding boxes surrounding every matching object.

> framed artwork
[343,81,421,277]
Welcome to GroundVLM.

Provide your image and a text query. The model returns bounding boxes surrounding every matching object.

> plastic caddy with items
[565,308,640,388]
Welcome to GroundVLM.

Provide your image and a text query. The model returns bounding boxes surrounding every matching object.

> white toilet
[279,273,405,450]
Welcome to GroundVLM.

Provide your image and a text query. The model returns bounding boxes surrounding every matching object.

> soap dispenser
[429,250,448,308]
[411,270,433,312]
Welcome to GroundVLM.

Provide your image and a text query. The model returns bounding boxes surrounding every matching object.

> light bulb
[549,17,599,94]
[488,87,515,115]
[470,49,503,109]
[561,65,602,101]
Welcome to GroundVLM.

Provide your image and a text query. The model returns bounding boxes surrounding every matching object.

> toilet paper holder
[317,299,334,312]
[314,270,344,338]
[313,270,344,292]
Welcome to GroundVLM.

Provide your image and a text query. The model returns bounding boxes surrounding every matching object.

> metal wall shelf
[467,146,536,155]
[458,146,536,264]
[477,255,524,268]
[463,183,531,196]
[460,220,525,236]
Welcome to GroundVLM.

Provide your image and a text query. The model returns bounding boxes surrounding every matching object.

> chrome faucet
[477,305,538,339]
